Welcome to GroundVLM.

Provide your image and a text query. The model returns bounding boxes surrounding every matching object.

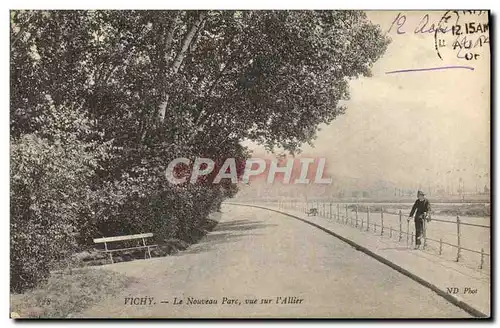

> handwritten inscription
[388,13,452,35]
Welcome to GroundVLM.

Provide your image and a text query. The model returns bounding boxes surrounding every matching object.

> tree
[10,10,389,291]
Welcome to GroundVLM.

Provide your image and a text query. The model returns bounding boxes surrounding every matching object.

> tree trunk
[171,12,206,74]
[157,12,206,123]
[164,11,180,66]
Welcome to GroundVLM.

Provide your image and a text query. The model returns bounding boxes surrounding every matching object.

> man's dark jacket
[409,198,431,218]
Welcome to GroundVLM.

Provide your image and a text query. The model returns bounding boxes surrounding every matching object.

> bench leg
[147,246,152,259]
[104,242,113,264]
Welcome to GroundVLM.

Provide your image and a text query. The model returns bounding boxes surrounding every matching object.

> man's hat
[417,190,425,196]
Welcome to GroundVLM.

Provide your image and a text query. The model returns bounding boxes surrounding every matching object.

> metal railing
[269,200,490,271]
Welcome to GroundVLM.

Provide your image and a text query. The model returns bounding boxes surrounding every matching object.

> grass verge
[10,268,134,318]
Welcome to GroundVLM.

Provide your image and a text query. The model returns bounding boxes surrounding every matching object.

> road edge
[225,202,489,319]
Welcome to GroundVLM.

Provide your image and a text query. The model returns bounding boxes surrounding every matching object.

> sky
[246,11,490,193]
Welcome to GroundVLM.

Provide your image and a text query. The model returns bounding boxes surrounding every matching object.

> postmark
[388,11,489,62]
[435,10,489,61]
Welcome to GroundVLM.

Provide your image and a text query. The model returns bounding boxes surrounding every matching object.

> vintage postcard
[10,10,490,319]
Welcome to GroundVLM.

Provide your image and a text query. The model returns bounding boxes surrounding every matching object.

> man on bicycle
[408,190,431,249]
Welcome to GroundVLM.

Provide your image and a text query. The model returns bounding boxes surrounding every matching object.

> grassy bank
[10,214,222,319]
[10,268,134,318]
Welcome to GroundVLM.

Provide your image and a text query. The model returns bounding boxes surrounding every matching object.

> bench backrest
[93,233,153,244]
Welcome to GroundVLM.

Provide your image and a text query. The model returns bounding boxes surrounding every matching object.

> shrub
[10,126,102,292]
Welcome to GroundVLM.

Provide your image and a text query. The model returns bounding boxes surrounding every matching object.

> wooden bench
[93,233,157,264]
[306,208,318,216]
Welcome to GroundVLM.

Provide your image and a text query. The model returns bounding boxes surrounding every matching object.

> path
[80,205,471,318]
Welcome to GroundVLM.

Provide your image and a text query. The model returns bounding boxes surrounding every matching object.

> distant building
[484,185,490,194]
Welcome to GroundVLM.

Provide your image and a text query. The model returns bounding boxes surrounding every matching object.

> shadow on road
[215,219,278,232]
[177,219,276,255]
[379,247,412,251]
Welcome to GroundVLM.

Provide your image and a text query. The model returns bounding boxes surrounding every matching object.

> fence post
[398,210,402,241]
[366,207,370,232]
[323,203,326,217]
[456,216,461,262]
[380,208,384,236]
[423,219,427,249]
[355,205,359,227]
[480,248,484,269]
[406,218,410,245]
[329,203,333,219]
[359,206,363,229]
[439,238,443,255]
[337,204,340,222]
[390,226,393,239]
[345,205,348,225]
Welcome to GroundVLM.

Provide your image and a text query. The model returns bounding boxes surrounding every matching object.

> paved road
[80,205,470,318]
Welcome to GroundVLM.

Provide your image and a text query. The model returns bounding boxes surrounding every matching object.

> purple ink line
[385,66,475,74]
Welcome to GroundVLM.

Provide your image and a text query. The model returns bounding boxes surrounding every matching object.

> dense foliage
[10,10,389,292]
